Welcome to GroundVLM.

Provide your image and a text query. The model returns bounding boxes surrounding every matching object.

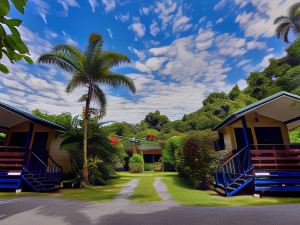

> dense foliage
[178,130,218,189]
[129,154,144,173]
[32,110,125,185]
[162,136,183,171]
[0,0,32,74]
[290,128,300,143]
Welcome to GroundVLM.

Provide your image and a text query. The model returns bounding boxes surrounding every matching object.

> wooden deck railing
[250,144,300,170]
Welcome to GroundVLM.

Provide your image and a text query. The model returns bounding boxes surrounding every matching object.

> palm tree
[38,33,136,185]
[274,2,300,43]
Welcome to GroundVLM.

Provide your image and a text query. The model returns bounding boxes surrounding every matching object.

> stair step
[0,178,21,183]
[255,179,300,185]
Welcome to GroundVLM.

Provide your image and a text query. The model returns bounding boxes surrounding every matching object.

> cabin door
[32,132,48,161]
[234,128,253,150]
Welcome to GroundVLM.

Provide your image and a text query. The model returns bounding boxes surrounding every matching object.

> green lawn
[129,174,161,203]
[2,172,300,206]
[162,173,300,206]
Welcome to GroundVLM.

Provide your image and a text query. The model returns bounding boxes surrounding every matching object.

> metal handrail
[23,150,62,176]
[214,145,253,191]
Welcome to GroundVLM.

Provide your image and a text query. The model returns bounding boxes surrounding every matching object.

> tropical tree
[274,2,300,43]
[38,33,136,185]
[0,0,32,73]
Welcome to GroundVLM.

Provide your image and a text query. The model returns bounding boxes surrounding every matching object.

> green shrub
[144,163,154,171]
[88,157,106,185]
[154,162,164,172]
[129,154,144,173]
[162,136,183,171]
[178,130,218,190]
[290,127,300,143]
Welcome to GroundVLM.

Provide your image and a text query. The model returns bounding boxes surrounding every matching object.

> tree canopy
[0,0,32,74]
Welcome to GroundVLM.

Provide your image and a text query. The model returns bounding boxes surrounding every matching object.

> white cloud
[236,59,251,67]
[102,0,116,12]
[216,33,247,57]
[237,79,247,90]
[88,0,98,12]
[115,12,130,22]
[128,20,146,40]
[128,47,146,60]
[216,17,224,24]
[246,40,267,50]
[31,0,49,23]
[140,7,151,15]
[172,5,193,33]
[214,0,227,10]
[198,16,206,24]
[57,0,79,14]
[106,28,113,39]
[150,20,160,36]
[195,28,214,50]
[18,26,53,61]
[44,30,58,39]
[259,54,274,68]
[154,0,177,30]
[234,0,299,38]
[62,31,78,46]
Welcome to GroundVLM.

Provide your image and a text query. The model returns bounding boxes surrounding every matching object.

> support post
[24,122,34,170]
[241,116,250,147]
[25,122,34,150]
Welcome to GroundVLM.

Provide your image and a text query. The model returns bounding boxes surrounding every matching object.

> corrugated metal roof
[0,102,66,131]
[213,91,300,131]
[137,142,161,151]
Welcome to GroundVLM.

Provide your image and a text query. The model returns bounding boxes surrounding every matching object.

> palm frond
[66,72,88,93]
[38,53,78,72]
[274,16,291,24]
[283,24,292,43]
[92,84,107,110]
[288,2,300,18]
[99,72,136,93]
[275,22,291,40]
[84,33,103,61]
[78,94,88,102]
[100,51,131,68]
[52,44,84,70]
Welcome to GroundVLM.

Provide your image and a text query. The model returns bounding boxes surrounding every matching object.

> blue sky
[0,0,296,123]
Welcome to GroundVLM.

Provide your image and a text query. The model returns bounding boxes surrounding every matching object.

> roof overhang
[0,102,66,131]
[214,92,300,131]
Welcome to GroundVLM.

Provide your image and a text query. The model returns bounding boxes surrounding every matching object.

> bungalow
[137,142,162,163]
[0,102,70,192]
[213,91,300,196]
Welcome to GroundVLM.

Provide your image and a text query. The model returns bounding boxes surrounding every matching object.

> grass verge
[0,174,132,203]
[129,175,161,203]
[162,173,300,206]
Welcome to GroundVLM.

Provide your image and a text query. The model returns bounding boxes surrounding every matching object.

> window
[9,132,27,147]
[254,127,283,145]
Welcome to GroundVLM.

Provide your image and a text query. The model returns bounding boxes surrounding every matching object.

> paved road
[1,197,300,225]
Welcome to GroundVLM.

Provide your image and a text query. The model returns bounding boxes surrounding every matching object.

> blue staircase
[22,151,62,192]
[0,148,62,192]
[214,146,254,196]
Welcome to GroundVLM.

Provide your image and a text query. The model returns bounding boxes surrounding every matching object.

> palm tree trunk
[82,85,92,187]
[82,110,89,186]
